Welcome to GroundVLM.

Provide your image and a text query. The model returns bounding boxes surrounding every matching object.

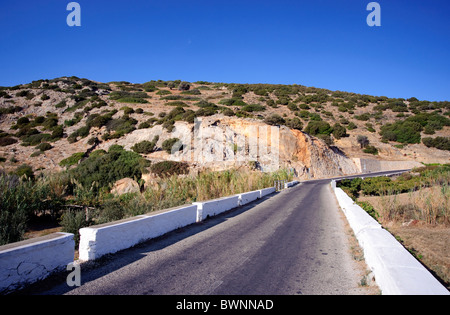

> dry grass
[359,184,450,289]
[142,168,292,211]
[363,184,450,226]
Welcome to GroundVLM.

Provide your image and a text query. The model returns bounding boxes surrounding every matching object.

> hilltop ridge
[0,77,449,178]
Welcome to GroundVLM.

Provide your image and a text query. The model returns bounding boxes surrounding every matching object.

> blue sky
[0,0,449,101]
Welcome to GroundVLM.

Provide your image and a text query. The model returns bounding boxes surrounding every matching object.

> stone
[110,178,140,195]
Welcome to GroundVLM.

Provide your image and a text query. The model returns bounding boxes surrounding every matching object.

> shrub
[131,136,159,154]
[380,120,422,144]
[68,145,150,193]
[15,164,34,180]
[59,152,85,167]
[40,94,50,101]
[162,138,182,154]
[121,106,135,115]
[218,98,247,106]
[264,114,285,126]
[109,91,149,104]
[36,142,52,151]
[422,137,450,151]
[105,115,137,138]
[97,199,125,224]
[150,161,189,177]
[304,121,332,136]
[178,82,191,91]
[21,133,52,146]
[0,174,32,245]
[0,137,18,146]
[68,125,91,143]
[332,123,348,139]
[363,145,379,155]
[60,210,91,245]
[285,117,303,131]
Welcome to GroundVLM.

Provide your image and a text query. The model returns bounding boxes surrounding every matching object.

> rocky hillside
[0,77,449,179]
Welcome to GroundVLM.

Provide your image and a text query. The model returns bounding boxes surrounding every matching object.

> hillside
[1,77,449,179]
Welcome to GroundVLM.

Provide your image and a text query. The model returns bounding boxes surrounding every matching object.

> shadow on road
[14,192,283,295]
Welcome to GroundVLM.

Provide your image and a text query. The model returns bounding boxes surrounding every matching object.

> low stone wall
[332,181,449,295]
[0,233,74,294]
[79,205,198,261]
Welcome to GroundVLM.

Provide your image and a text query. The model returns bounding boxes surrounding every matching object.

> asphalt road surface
[32,175,393,296]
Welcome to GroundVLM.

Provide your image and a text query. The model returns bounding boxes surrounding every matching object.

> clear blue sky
[1,0,449,101]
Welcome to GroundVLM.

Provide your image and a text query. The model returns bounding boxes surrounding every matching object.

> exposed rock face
[285,129,360,179]
[114,115,360,179]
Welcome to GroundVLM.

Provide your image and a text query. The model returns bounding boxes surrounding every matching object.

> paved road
[35,178,382,295]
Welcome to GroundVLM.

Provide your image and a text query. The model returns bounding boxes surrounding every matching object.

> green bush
[218,98,247,106]
[68,145,150,193]
[357,201,379,221]
[0,137,17,146]
[264,114,285,126]
[109,91,149,104]
[363,145,379,155]
[15,164,35,180]
[22,133,52,146]
[422,137,450,151]
[0,174,32,245]
[150,161,189,177]
[60,210,91,246]
[178,82,191,91]
[285,117,303,131]
[162,138,182,154]
[59,152,85,167]
[304,121,332,136]
[97,199,125,224]
[104,115,137,138]
[36,142,52,151]
[332,123,348,139]
[131,136,159,154]
[380,120,422,144]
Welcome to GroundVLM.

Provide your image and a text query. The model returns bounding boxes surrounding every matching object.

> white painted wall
[259,187,276,198]
[238,190,261,206]
[0,233,74,294]
[193,195,240,222]
[332,182,449,295]
[79,205,198,261]
[284,180,299,189]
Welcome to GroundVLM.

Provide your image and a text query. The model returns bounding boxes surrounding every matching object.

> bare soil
[388,224,450,290]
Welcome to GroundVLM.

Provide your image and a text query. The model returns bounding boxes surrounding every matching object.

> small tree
[357,135,369,148]
[332,123,348,139]
[264,114,285,126]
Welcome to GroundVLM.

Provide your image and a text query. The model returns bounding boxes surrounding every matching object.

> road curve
[37,179,374,295]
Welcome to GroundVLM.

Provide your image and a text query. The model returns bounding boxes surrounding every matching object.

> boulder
[110,178,140,195]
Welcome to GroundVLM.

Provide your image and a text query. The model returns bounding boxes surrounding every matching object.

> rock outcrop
[111,116,361,179]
